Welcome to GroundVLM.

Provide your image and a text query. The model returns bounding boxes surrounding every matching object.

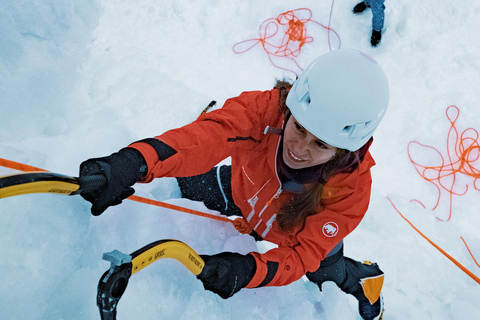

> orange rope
[387,197,480,285]
[461,237,480,269]
[0,158,252,234]
[232,7,341,75]
[0,158,47,172]
[408,105,480,222]
[129,195,252,234]
[391,105,480,283]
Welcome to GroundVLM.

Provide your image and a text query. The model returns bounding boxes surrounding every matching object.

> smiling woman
[77,49,389,320]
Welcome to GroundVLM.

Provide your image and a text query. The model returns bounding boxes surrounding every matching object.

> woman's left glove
[197,252,256,299]
[79,148,147,216]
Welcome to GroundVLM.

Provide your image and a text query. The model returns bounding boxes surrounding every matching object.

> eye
[315,141,328,149]
[294,121,304,133]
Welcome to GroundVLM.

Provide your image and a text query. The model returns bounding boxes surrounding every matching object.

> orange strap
[0,158,252,234]
[387,196,480,285]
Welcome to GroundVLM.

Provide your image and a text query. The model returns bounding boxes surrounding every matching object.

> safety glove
[79,148,147,216]
[197,252,256,299]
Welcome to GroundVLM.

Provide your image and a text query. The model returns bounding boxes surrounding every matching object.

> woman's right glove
[79,148,147,215]
[197,252,256,299]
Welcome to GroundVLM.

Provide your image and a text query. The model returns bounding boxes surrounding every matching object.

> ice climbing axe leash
[97,239,204,320]
[0,158,252,234]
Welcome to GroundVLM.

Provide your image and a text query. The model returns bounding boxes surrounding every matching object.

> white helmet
[286,49,389,151]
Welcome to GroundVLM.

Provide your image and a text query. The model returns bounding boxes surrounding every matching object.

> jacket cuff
[245,253,279,288]
[245,253,267,288]
[127,142,158,182]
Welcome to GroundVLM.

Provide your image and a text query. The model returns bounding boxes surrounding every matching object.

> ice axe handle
[77,174,107,193]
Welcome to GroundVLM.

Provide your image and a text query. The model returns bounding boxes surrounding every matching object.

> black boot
[306,251,385,320]
[353,2,367,14]
[371,30,382,47]
[357,261,384,320]
[359,294,384,320]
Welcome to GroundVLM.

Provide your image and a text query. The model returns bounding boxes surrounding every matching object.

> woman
[79,49,389,320]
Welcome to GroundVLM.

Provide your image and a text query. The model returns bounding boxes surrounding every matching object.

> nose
[292,137,310,156]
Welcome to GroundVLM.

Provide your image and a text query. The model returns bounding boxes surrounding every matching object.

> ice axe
[97,239,204,320]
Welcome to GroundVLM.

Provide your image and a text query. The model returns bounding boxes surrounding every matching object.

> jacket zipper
[256,127,284,237]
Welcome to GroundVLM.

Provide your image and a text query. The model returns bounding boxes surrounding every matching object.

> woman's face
[282,116,338,169]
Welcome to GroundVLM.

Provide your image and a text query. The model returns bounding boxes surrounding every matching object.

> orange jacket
[129,89,375,288]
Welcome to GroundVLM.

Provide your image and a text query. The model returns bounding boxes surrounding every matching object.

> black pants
[176,166,383,302]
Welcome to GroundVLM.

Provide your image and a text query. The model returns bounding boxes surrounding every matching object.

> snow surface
[1,1,480,319]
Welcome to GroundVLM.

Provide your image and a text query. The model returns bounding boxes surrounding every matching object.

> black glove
[79,148,147,216]
[197,252,256,299]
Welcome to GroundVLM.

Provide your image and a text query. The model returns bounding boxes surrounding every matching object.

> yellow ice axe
[97,239,204,320]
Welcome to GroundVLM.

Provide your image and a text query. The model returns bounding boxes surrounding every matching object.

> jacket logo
[322,222,339,237]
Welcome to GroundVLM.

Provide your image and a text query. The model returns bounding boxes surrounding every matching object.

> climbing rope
[233,5,341,75]
[407,105,480,221]
[389,105,480,284]
[388,197,480,285]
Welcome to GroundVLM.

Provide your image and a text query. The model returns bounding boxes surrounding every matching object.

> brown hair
[273,79,363,232]
[274,78,293,114]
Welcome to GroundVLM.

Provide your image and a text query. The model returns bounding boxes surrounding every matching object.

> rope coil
[389,105,480,284]
[232,6,341,75]
[408,105,480,221]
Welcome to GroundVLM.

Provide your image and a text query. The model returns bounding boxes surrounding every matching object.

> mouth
[288,150,305,162]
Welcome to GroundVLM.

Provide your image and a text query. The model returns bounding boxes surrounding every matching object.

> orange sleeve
[129,90,279,182]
